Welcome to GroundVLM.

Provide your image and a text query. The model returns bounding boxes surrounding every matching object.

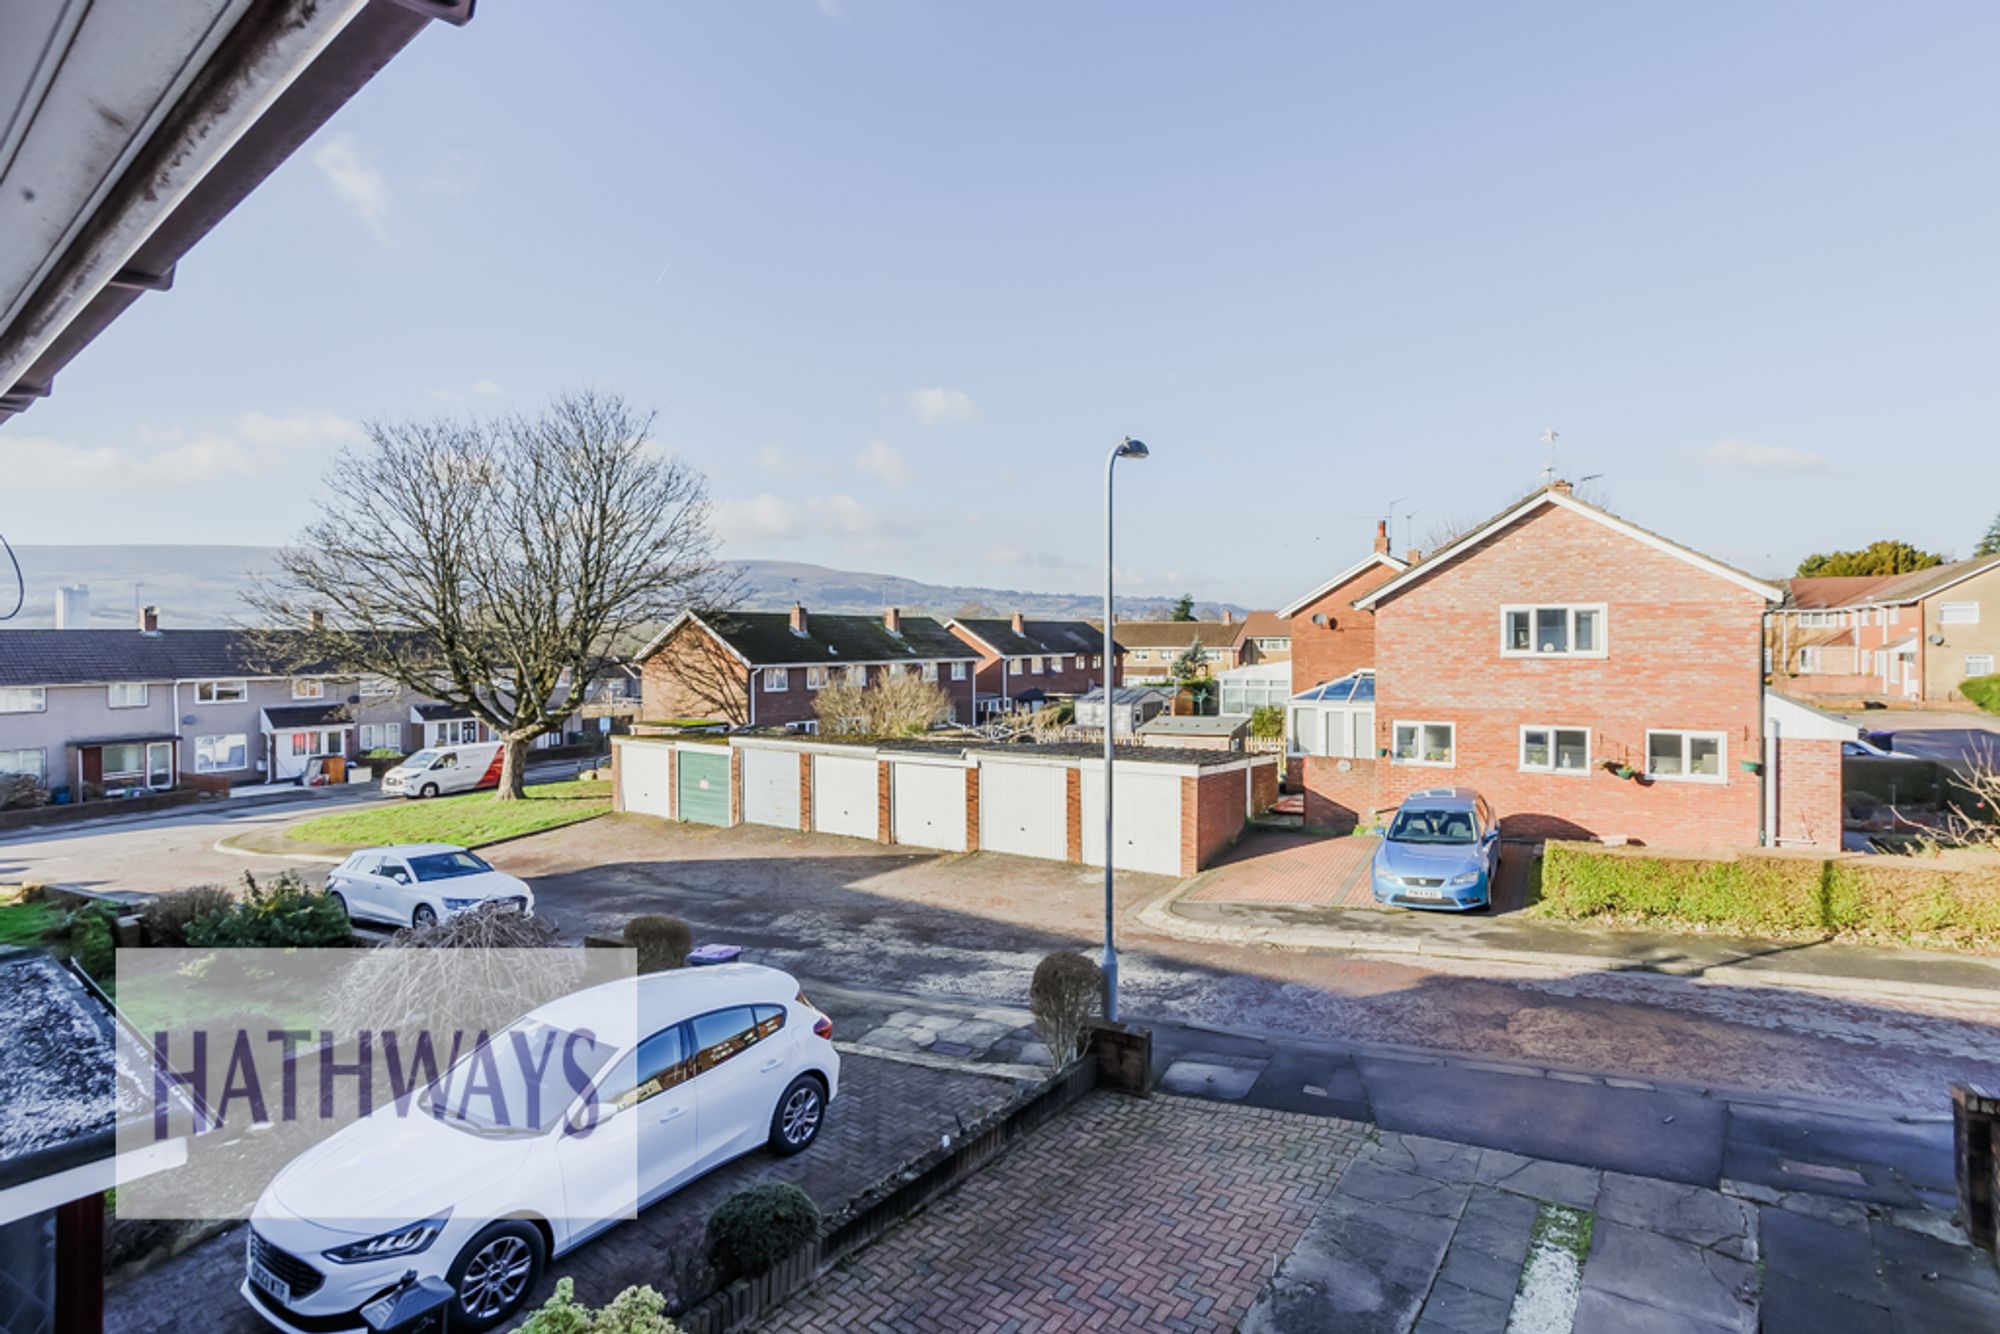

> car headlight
[1450,870,1483,887]
[442,896,485,911]
[322,1213,449,1264]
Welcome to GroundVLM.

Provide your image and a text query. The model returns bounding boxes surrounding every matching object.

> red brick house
[944,614,1123,720]
[1287,484,1846,850]
[1115,618,1244,683]
[637,606,979,730]
[1278,521,1409,700]
[1771,555,2000,706]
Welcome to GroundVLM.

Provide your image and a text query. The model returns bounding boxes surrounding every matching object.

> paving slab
[1473,1151,1603,1210]
[1594,1172,1756,1254]
[1580,1221,1758,1333]
[1759,1206,1887,1305]
[1571,1287,1738,1334]
[1757,1272,1893,1334]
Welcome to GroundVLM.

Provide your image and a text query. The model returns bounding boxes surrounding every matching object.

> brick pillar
[728,746,742,825]
[1180,775,1200,878]
[798,752,813,832]
[1065,766,1083,863]
[1954,1084,1999,1259]
[877,759,893,844]
[666,747,678,821]
[964,766,981,852]
[611,739,624,813]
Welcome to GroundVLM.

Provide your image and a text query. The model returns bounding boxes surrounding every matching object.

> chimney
[883,606,902,636]
[1373,519,1390,554]
[1222,610,1234,624]
[308,609,326,632]
[1010,610,1025,635]
[1551,478,1574,496]
[56,584,90,629]
[1406,548,1422,566]
[789,604,809,636]
[138,604,160,635]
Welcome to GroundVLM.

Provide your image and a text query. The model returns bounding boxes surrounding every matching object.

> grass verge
[278,779,611,853]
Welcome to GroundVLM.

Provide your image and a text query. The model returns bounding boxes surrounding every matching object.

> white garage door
[812,753,878,841]
[891,762,967,852]
[1080,767,1183,876]
[979,762,1069,861]
[741,747,801,829]
[619,742,673,818]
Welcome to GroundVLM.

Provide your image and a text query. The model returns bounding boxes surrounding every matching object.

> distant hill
[0,546,1245,630]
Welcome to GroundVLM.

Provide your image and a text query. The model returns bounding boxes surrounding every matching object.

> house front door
[146,741,174,789]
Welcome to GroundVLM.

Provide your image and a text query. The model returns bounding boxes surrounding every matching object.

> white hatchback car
[242,964,840,1333]
[323,844,534,929]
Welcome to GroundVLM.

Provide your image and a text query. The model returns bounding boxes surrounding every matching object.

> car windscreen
[402,750,439,769]
[1387,808,1477,844]
[409,850,494,882]
[425,1019,616,1135]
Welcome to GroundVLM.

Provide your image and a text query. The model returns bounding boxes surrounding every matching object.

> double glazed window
[108,683,148,708]
[1521,726,1590,774]
[292,679,327,700]
[195,734,248,773]
[763,668,789,692]
[0,686,46,713]
[806,666,829,689]
[195,680,247,704]
[1392,721,1455,766]
[0,748,45,781]
[1940,602,1980,626]
[1502,605,1605,657]
[1967,655,1996,678]
[1646,730,1725,781]
[950,662,967,680]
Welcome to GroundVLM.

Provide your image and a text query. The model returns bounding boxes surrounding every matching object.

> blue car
[1370,788,1499,911]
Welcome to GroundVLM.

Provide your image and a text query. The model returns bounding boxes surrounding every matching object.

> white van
[380,741,504,798]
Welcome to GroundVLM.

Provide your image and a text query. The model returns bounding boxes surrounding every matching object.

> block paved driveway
[102,1055,1023,1334]
[1185,831,1536,913]
[755,1092,1367,1333]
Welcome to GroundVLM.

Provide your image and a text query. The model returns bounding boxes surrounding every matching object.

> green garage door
[677,749,731,825]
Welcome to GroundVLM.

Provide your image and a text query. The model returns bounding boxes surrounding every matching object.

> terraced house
[945,612,1123,719]
[1772,555,2000,705]
[637,605,980,731]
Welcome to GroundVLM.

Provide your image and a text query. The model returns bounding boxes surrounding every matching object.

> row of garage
[610,735,1280,878]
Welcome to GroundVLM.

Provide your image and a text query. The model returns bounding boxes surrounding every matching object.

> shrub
[623,914,693,973]
[184,870,351,948]
[1536,840,2000,951]
[1029,950,1104,1068]
[516,1277,683,1334]
[141,886,237,947]
[58,902,118,983]
[706,1183,822,1283]
[0,773,49,810]
[1249,705,1285,740]
[1963,674,2000,716]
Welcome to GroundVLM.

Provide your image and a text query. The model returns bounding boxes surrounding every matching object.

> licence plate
[248,1257,289,1303]
[1403,886,1444,899]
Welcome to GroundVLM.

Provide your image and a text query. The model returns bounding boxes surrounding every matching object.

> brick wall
[1250,759,1278,816]
[876,759,892,843]
[640,625,749,725]
[728,747,742,824]
[1182,769,1250,876]
[1373,503,1768,849]
[1302,756,1380,832]
[1065,768,1083,862]
[1287,561,1401,695]
[964,767,981,851]
[611,740,624,812]
[797,752,812,832]
[1773,737,1844,849]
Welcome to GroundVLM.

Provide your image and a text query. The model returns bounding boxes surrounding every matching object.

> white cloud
[854,439,913,487]
[5,411,363,491]
[310,133,393,240]
[714,493,881,543]
[1701,438,1832,474]
[754,444,796,474]
[905,387,979,426]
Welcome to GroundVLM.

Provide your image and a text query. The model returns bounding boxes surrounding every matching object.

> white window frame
[1940,601,1981,626]
[1391,720,1456,767]
[1500,604,1608,659]
[359,676,395,698]
[1644,729,1728,784]
[806,666,829,690]
[0,686,47,714]
[0,747,46,781]
[950,662,967,680]
[1030,657,1044,675]
[195,680,248,705]
[1092,655,1103,669]
[762,667,789,692]
[107,682,149,709]
[1519,724,1591,775]
[1797,646,1822,673]
[1010,657,1029,673]
[921,661,938,682]
[195,733,249,773]
[292,678,327,701]
[1967,654,1996,678]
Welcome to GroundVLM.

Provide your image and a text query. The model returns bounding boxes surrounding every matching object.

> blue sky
[8,1,1996,606]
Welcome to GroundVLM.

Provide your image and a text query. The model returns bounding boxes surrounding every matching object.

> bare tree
[813,671,952,737]
[252,390,734,798]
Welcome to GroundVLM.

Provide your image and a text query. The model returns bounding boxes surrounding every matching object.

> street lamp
[1102,435,1148,1021]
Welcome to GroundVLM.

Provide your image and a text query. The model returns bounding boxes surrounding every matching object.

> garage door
[677,749,731,826]
[741,747,800,829]
[891,762,967,852]
[978,762,1069,861]
[619,742,673,818]
[1080,767,1183,876]
[812,753,878,841]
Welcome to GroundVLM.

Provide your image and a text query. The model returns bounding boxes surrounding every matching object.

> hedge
[1963,673,2000,715]
[1537,840,2000,952]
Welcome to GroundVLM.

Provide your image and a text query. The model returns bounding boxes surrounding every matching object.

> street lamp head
[1116,437,1149,459]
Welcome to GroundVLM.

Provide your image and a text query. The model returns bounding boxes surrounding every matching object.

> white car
[242,964,839,1333]
[323,844,534,928]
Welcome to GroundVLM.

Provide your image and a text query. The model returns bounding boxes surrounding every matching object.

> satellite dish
[1311,613,1327,627]
[1928,633,1945,645]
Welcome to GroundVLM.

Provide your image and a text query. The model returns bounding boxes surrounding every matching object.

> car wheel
[769,1074,826,1155]
[413,903,438,929]
[420,781,440,799]
[446,1220,543,1331]
[328,891,350,922]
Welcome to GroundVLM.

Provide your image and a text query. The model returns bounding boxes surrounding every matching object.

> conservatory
[1215,662,1291,716]
[1288,670,1376,758]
